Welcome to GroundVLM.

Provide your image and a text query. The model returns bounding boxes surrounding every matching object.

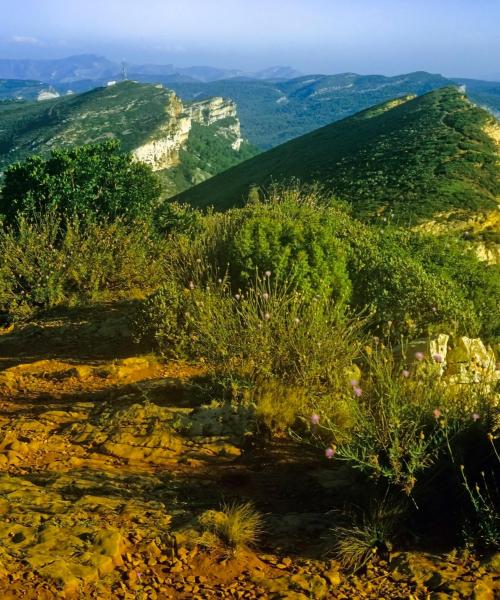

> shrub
[138,272,364,390]
[166,187,353,305]
[347,228,481,339]
[198,502,263,554]
[0,210,168,320]
[311,344,497,495]
[0,140,162,223]
[306,342,499,549]
[224,194,352,304]
[408,232,500,340]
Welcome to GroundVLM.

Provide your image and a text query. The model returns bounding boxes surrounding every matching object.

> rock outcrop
[132,90,244,170]
[406,334,499,386]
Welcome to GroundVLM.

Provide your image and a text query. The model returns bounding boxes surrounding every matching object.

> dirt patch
[0,305,498,598]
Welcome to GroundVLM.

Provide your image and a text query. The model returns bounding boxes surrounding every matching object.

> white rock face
[132,93,244,171]
[37,90,60,101]
[188,97,238,124]
[132,115,192,170]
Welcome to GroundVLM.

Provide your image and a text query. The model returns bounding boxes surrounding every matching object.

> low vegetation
[0,132,498,574]
[198,502,263,555]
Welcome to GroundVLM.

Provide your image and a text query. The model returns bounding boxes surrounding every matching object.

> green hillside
[174,87,499,220]
[0,80,256,196]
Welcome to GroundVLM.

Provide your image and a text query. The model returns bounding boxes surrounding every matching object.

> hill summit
[0,80,256,196]
[174,87,499,220]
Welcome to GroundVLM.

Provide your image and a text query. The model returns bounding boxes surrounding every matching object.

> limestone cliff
[132,90,245,170]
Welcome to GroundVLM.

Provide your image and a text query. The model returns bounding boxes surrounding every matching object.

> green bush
[220,190,352,305]
[408,232,500,340]
[0,140,162,223]
[348,228,481,339]
[0,211,169,320]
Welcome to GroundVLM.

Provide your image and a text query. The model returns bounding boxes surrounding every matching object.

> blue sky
[1,0,499,79]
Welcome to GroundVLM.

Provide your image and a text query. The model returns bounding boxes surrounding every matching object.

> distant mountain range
[166,72,500,148]
[0,54,302,85]
[1,55,499,150]
[174,87,499,223]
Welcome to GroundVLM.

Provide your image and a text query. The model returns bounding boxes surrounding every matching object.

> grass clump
[198,502,263,555]
[332,499,404,572]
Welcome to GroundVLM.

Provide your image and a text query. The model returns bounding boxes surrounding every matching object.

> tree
[0,140,162,223]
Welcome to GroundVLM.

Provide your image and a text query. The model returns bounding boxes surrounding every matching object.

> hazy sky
[1,0,499,79]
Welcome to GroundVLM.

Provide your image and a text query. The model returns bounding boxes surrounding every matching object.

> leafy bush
[186,188,490,341]
[0,140,162,223]
[408,232,500,340]
[0,211,168,320]
[348,228,481,339]
[223,192,352,304]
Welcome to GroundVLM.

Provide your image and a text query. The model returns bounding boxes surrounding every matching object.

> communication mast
[121,61,128,81]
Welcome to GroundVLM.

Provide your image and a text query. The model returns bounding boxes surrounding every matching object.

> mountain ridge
[173,87,499,221]
[0,55,302,85]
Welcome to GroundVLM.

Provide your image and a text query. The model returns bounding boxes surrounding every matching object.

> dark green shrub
[348,228,481,338]
[408,233,500,340]
[0,140,162,223]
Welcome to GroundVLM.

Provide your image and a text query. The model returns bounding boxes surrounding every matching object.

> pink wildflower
[401,370,410,378]
[310,413,320,426]
[433,408,442,419]
[325,447,336,459]
[349,379,359,388]
[235,294,241,300]
[265,270,272,277]
[188,281,195,290]
[353,386,363,397]
[472,413,480,422]
[262,292,269,300]
[264,312,271,320]
[432,353,443,363]
[415,351,424,361]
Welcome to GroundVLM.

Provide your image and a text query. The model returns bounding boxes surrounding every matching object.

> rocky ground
[0,302,498,599]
